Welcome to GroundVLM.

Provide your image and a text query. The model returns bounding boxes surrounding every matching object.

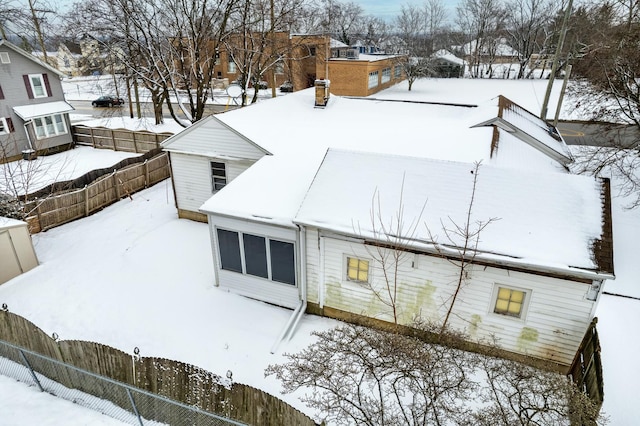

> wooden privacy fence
[569,318,604,407]
[23,152,170,233]
[72,125,173,153]
[0,309,317,426]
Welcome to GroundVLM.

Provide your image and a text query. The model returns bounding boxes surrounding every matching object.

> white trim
[0,117,8,135]
[13,101,74,120]
[28,74,48,98]
[0,52,9,64]
[32,113,68,140]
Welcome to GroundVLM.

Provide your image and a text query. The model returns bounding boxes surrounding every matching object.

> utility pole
[540,0,573,120]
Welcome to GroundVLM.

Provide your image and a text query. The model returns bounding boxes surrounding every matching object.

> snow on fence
[23,151,170,233]
[72,125,173,153]
[0,310,317,426]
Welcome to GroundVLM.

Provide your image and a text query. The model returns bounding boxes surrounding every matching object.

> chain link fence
[0,339,244,426]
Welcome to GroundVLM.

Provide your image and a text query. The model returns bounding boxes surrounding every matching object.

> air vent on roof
[0,52,10,64]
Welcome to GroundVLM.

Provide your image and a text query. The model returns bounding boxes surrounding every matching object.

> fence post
[90,127,96,149]
[113,171,120,200]
[132,131,138,154]
[84,185,89,217]
[111,129,118,151]
[18,350,44,392]
[144,160,149,188]
[126,388,145,426]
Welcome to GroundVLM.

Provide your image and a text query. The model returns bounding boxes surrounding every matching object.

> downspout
[319,233,325,308]
[270,224,307,354]
[23,121,35,150]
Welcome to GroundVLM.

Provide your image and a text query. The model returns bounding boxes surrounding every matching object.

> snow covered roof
[13,101,75,120]
[460,39,519,57]
[0,217,27,230]
[294,149,612,278]
[200,89,576,223]
[473,96,572,167]
[432,49,464,65]
[161,115,268,160]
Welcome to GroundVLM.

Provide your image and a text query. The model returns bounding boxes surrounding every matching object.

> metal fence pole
[126,388,144,426]
[18,350,44,392]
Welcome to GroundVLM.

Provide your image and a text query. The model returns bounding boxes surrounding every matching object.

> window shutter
[7,117,14,132]
[0,85,4,99]
[43,73,52,97]
[23,75,34,99]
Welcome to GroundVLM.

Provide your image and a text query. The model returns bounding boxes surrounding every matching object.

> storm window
[217,228,296,285]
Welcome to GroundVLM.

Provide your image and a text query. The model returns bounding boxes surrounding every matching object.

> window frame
[381,67,391,83]
[491,284,531,320]
[228,60,236,74]
[28,73,49,98]
[368,71,379,89]
[345,256,371,284]
[33,113,67,139]
[0,52,9,64]
[211,161,227,192]
[216,228,297,286]
[0,117,9,135]
[394,65,402,79]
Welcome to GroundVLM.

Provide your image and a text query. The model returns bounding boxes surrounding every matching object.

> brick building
[214,33,405,97]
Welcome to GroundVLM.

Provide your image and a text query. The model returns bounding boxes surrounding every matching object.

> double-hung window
[368,71,379,89]
[381,67,391,83]
[228,60,236,73]
[0,117,11,135]
[211,161,227,192]
[28,74,48,98]
[217,228,296,285]
[33,114,67,139]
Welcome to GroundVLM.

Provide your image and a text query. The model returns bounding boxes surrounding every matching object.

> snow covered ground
[0,78,638,423]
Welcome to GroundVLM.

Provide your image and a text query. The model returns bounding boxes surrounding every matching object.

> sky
[0,77,638,424]
[357,0,461,22]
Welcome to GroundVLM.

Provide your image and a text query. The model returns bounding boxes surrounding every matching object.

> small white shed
[0,217,39,285]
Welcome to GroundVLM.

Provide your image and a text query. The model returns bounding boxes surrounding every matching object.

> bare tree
[66,0,237,127]
[267,322,605,425]
[391,4,432,90]
[505,0,556,79]
[427,162,498,335]
[266,324,478,426]
[351,176,427,324]
[456,0,508,78]
[567,2,640,207]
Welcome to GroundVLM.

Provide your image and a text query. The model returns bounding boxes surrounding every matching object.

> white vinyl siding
[210,215,300,309]
[170,153,254,213]
[306,231,596,367]
[162,117,267,161]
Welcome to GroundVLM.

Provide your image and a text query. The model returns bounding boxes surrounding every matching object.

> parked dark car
[279,81,293,92]
[92,95,125,107]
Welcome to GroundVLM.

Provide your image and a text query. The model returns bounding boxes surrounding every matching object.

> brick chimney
[315,79,330,107]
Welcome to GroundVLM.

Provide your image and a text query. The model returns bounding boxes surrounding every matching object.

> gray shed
[0,217,39,284]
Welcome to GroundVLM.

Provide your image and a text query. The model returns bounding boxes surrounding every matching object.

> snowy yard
[0,78,638,423]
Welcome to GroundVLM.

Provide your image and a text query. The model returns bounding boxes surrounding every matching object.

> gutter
[270,225,307,354]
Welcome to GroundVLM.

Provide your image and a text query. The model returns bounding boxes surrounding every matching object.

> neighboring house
[214,33,405,97]
[0,39,74,162]
[456,38,519,64]
[430,49,464,78]
[163,88,613,371]
[56,42,83,77]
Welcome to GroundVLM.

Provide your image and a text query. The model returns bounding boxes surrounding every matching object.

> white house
[163,88,613,370]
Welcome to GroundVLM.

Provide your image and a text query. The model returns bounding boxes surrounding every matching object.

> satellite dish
[226,84,243,98]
